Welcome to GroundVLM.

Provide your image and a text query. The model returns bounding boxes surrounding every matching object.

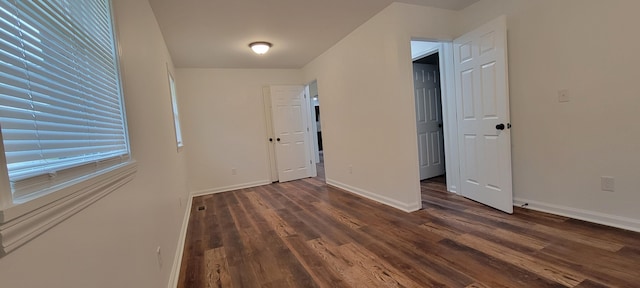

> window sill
[0,161,137,257]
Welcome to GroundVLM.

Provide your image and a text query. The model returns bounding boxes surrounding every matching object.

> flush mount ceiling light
[249,41,272,55]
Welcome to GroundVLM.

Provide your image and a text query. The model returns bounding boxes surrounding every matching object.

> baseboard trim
[191,180,271,197]
[513,197,640,233]
[167,195,193,288]
[326,179,421,213]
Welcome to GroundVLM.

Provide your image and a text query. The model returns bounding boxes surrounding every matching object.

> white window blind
[0,0,128,201]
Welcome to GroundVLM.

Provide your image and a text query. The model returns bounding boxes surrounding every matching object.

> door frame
[306,81,321,164]
[303,84,318,178]
[410,40,461,196]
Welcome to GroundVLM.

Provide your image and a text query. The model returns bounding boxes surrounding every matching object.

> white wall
[458,0,640,230]
[302,3,457,211]
[410,41,441,59]
[0,0,190,287]
[177,69,302,194]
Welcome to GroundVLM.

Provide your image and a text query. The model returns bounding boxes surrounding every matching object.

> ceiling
[148,0,479,69]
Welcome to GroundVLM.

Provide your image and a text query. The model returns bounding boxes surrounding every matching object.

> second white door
[414,63,445,180]
[270,85,314,182]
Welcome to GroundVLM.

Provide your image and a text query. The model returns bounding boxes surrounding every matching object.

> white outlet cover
[601,176,615,192]
[558,89,570,103]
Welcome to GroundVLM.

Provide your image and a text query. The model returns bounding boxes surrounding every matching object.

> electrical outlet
[558,89,570,103]
[601,176,615,192]
[231,168,237,175]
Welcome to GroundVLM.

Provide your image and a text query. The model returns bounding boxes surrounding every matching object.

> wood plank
[337,243,423,288]
[214,193,261,287]
[419,221,462,239]
[177,199,206,288]
[437,238,567,288]
[271,184,359,246]
[312,201,364,229]
[454,234,585,287]
[465,283,493,288]
[307,238,384,288]
[281,235,349,288]
[563,218,640,248]
[204,247,232,288]
[257,208,297,237]
[357,225,474,287]
[538,240,640,287]
[573,279,610,288]
[531,223,625,252]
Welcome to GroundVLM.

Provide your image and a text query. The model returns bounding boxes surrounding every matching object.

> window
[168,71,183,148]
[0,0,135,256]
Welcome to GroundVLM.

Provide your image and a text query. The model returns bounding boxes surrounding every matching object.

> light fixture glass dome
[249,42,272,54]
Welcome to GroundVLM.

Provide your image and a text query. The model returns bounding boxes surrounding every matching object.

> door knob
[269,138,273,142]
[496,123,505,130]
[276,138,281,142]
[438,123,443,128]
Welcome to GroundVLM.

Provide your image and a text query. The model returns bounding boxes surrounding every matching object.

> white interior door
[414,63,445,180]
[454,15,513,213]
[270,85,313,182]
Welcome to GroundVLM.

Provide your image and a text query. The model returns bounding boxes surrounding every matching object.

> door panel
[463,135,479,184]
[454,15,513,213]
[461,69,475,119]
[430,131,443,165]
[414,63,445,180]
[270,85,312,182]
[481,62,498,117]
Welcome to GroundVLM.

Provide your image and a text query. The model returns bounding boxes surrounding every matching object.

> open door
[414,63,445,180]
[454,16,513,213]
[270,85,315,182]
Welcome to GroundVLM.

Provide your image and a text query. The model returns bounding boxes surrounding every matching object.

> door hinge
[307,127,309,132]
[310,160,312,164]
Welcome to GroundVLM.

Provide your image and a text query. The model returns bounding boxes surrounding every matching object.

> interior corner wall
[458,0,640,229]
[0,0,191,287]
[302,3,457,211]
[177,69,302,194]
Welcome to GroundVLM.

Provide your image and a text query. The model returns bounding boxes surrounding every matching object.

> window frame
[0,0,136,257]
[167,68,184,149]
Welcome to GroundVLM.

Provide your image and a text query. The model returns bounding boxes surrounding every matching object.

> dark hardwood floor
[178,173,640,287]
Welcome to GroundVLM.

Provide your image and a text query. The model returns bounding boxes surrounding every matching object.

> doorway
[413,52,445,181]
[264,85,317,183]
[307,80,325,181]
[411,41,447,189]
[410,16,513,213]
